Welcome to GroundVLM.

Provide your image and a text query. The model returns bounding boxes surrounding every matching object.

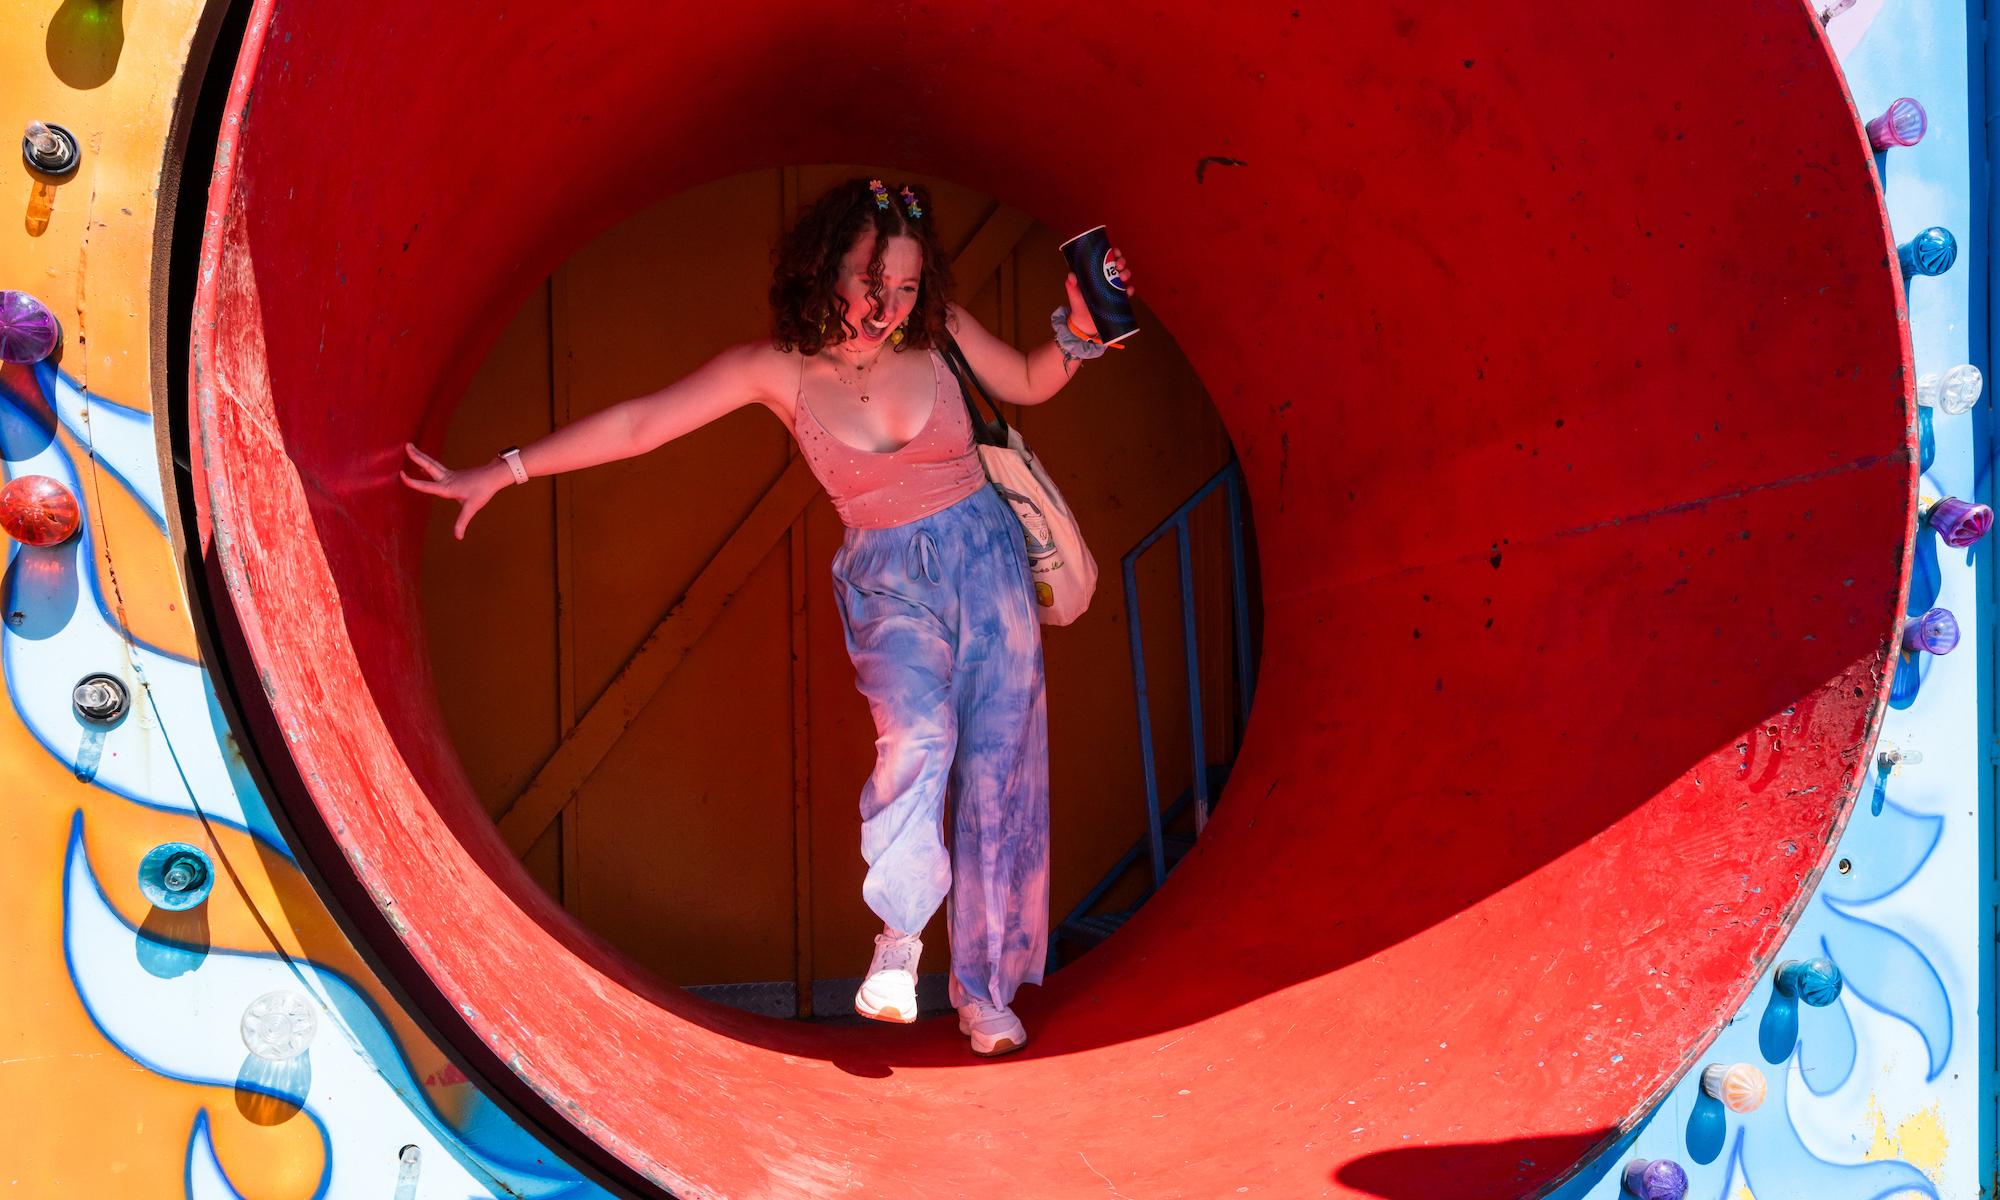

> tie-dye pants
[830,483,1051,1008]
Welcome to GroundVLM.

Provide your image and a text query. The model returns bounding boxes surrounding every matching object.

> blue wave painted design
[1722,1120,1936,1200]
[1819,798,1942,906]
[183,1110,258,1200]
[1793,988,1859,1099]
[62,811,604,1199]
[1808,796,1953,1083]
[14,342,602,1198]
[0,365,185,661]
[0,372,285,851]
[1,593,288,850]
[28,361,166,529]
[1817,918,1952,1081]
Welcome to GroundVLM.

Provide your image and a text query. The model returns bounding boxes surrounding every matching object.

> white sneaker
[854,929,921,1024]
[956,1000,1028,1057]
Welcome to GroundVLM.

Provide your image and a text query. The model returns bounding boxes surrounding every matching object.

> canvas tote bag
[939,336,1099,626]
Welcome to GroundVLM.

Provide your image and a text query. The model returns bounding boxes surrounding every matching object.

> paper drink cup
[1059,225,1140,346]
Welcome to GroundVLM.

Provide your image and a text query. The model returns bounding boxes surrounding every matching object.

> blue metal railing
[1124,457,1256,889]
[1048,458,1256,970]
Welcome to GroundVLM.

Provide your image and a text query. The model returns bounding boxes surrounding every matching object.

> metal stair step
[1059,911,1133,946]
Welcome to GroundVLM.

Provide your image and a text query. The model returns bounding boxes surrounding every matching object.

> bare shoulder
[716,340,802,413]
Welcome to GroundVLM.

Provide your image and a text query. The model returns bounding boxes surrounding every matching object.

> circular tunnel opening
[184,3,1913,1196]
[419,163,1256,1014]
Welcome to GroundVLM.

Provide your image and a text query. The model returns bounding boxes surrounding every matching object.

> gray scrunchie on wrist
[1052,306,1108,362]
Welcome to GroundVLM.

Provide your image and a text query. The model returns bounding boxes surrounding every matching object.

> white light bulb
[1916,364,1982,415]
[240,990,317,1061]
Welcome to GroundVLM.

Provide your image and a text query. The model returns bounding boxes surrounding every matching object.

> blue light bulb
[1775,957,1843,1007]
[137,842,214,910]
[1897,227,1957,277]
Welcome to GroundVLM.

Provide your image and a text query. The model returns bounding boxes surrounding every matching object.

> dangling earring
[890,322,907,347]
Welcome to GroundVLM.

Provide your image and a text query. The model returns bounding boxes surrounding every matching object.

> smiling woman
[403,170,1180,1063]
[186,1,1910,1196]
[407,164,1239,1050]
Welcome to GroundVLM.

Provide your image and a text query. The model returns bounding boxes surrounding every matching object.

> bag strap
[939,334,1009,446]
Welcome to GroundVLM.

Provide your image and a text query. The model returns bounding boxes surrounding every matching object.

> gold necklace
[831,343,891,403]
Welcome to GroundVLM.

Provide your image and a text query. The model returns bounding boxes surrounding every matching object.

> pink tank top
[792,347,988,529]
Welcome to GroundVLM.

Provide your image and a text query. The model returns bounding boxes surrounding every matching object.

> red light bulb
[0,475,81,546]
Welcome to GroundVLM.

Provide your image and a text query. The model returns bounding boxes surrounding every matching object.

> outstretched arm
[948,250,1134,407]
[401,340,779,539]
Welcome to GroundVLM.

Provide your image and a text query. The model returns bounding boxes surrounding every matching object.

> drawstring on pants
[906,529,942,585]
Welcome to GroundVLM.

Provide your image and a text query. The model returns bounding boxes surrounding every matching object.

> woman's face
[832,229,923,350]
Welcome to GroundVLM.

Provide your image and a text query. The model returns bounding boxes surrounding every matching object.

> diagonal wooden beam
[495,454,822,854]
[951,205,1036,299]
[498,204,1040,858]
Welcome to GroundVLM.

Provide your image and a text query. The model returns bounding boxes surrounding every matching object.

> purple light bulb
[1866,98,1927,150]
[1621,1158,1688,1200]
[1927,496,1992,548]
[1902,608,1960,656]
[0,291,61,364]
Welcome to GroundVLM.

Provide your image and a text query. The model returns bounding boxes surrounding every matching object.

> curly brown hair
[770,178,954,356]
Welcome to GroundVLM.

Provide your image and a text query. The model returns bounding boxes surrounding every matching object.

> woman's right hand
[400,442,510,540]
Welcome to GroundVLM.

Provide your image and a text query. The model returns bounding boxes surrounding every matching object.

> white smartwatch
[499,446,528,485]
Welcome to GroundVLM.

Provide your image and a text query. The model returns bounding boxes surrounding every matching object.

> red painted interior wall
[188,2,1911,1195]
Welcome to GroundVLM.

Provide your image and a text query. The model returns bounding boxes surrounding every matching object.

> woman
[402,177,1133,1057]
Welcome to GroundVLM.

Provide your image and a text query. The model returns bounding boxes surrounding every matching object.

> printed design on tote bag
[992,484,1062,566]
[991,484,1064,608]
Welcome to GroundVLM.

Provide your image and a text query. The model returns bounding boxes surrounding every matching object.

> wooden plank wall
[420,166,1249,1001]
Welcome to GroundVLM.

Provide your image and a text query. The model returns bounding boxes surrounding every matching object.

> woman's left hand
[1064,247,1135,341]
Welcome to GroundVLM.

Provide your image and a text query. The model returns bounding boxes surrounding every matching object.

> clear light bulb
[393,1145,422,1200]
[26,122,58,155]
[20,121,77,174]
[241,990,318,1061]
[1916,364,1982,415]
[1878,744,1924,771]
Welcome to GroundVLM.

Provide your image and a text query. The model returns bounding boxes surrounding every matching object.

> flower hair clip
[868,179,892,210]
[899,186,924,220]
